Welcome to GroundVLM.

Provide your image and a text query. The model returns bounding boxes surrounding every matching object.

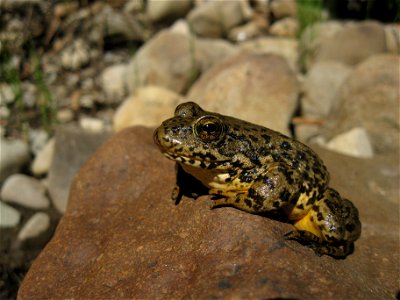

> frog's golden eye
[194,116,224,142]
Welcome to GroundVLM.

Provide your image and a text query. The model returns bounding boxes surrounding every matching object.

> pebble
[29,129,49,155]
[31,138,55,176]
[60,38,90,70]
[0,137,30,182]
[56,108,74,123]
[324,127,374,158]
[1,174,50,209]
[0,201,21,228]
[0,83,15,104]
[79,117,105,133]
[100,64,128,104]
[17,212,50,241]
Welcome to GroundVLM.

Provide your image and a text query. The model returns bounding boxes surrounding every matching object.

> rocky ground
[0,0,399,299]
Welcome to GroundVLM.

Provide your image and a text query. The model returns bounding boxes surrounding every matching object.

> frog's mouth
[161,151,230,171]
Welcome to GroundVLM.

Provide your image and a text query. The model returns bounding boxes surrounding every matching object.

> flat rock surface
[18,127,399,299]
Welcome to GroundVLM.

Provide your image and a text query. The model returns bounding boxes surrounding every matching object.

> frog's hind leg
[287,188,361,258]
[210,191,260,214]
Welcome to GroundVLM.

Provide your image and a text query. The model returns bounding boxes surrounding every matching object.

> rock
[100,64,128,104]
[79,116,106,133]
[187,1,249,38]
[323,127,374,158]
[188,53,299,135]
[0,137,30,182]
[113,86,183,131]
[0,105,10,118]
[60,38,90,70]
[125,30,238,94]
[270,0,297,19]
[47,125,110,213]
[228,14,269,42]
[125,30,195,94]
[31,138,55,176]
[18,127,399,299]
[269,17,299,38]
[56,108,74,123]
[146,0,192,22]
[195,38,239,71]
[314,21,386,67]
[384,24,400,54]
[0,201,21,228]
[1,174,50,209]
[323,54,400,155]
[29,129,49,155]
[101,5,147,42]
[0,83,15,104]
[301,61,352,118]
[300,21,344,71]
[240,37,298,71]
[17,212,50,241]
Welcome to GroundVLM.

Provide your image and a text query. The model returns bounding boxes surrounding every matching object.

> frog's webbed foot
[284,230,353,258]
[171,185,182,205]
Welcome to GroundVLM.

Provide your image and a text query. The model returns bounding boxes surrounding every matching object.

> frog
[153,102,361,258]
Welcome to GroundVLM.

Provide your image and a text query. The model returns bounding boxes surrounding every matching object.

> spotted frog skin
[154,102,361,258]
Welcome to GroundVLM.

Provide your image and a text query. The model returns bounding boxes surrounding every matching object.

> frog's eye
[194,116,224,142]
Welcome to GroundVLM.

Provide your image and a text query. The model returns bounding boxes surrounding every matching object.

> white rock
[79,117,105,133]
[31,138,55,176]
[325,127,374,158]
[17,212,50,241]
[0,137,30,182]
[0,105,10,118]
[100,64,128,104]
[1,174,50,209]
[61,38,90,70]
[170,19,191,36]
[0,201,21,227]
[0,83,15,104]
[56,108,74,123]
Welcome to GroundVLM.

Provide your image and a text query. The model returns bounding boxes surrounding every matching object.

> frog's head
[154,102,259,171]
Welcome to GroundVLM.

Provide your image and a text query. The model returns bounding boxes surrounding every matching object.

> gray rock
[47,125,110,213]
[100,64,128,104]
[187,1,249,38]
[300,21,344,71]
[301,61,352,118]
[125,30,238,94]
[17,212,50,241]
[0,201,21,228]
[240,37,299,71]
[113,86,183,131]
[0,137,30,182]
[146,0,192,22]
[29,129,49,155]
[188,53,299,135]
[314,21,386,67]
[31,138,55,176]
[1,174,50,209]
[323,54,400,155]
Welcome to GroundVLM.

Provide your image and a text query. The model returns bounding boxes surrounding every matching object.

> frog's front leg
[286,188,361,258]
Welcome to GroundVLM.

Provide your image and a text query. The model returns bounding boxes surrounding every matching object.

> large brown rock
[18,127,399,299]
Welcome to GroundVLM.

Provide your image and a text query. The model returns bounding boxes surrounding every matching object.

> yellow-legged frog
[154,102,361,258]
